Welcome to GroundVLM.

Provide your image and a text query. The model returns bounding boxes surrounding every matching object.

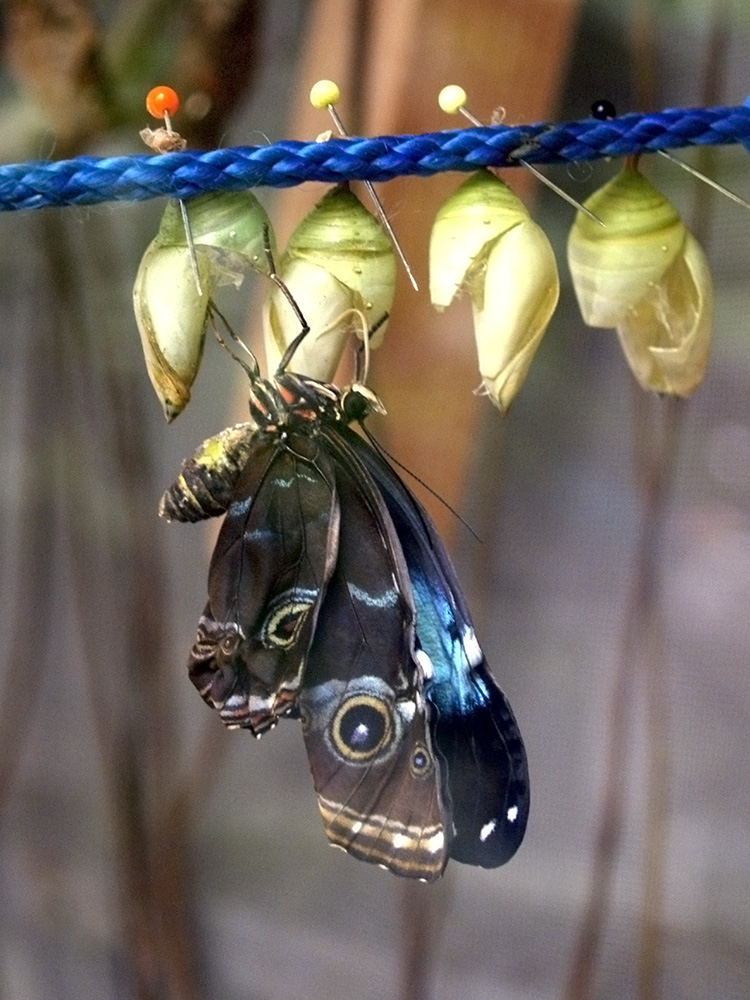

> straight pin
[142,86,204,296]
[439,85,605,226]
[310,80,419,291]
[658,149,750,210]
[591,99,750,212]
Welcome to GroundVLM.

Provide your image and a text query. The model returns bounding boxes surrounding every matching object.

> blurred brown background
[1,1,749,998]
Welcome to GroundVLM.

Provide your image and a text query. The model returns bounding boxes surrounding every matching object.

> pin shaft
[457,106,605,226]
[326,105,419,291]
[658,149,750,211]
[163,110,204,295]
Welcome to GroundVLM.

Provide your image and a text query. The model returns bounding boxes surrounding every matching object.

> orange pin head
[141,86,186,153]
[146,86,180,121]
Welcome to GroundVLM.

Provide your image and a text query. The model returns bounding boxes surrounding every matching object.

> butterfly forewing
[343,427,530,867]
[299,436,448,881]
[189,432,340,734]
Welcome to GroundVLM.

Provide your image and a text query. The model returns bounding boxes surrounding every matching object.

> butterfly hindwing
[299,435,448,881]
[343,427,530,867]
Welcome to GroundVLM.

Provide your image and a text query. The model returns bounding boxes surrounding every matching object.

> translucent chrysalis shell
[134,191,273,420]
[430,171,559,412]
[263,185,396,381]
[567,162,713,396]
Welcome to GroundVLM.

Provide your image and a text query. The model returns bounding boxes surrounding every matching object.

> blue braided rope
[2,104,750,212]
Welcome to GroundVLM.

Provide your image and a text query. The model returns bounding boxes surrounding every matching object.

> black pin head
[591,99,617,121]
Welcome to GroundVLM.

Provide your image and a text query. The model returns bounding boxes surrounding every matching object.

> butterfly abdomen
[159,422,257,522]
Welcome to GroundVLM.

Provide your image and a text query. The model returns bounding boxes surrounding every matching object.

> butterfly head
[341,383,386,424]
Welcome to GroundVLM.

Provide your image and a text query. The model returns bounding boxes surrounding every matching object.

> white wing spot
[415,649,434,680]
[480,819,497,842]
[462,628,483,668]
[427,831,445,854]
[399,700,416,722]
[347,583,398,608]
[507,805,519,823]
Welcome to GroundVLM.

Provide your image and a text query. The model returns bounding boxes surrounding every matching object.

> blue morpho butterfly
[160,299,529,881]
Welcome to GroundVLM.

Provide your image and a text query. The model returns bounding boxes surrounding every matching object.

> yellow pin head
[310,80,341,110]
[438,85,468,115]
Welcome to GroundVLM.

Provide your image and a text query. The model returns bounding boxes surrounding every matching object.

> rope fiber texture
[2,104,750,212]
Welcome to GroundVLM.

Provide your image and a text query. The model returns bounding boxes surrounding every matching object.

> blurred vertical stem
[0,262,59,824]
[691,0,730,244]
[562,390,680,1000]
[2,4,266,996]
[633,11,731,997]
[562,3,713,996]
[630,391,680,1000]
[630,0,656,112]
[399,878,451,1000]
[400,883,436,1000]
[40,209,202,1000]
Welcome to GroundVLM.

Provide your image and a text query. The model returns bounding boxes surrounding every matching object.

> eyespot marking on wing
[259,588,319,649]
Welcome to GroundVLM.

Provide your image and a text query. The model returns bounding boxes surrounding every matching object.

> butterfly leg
[261,224,314,372]
[207,300,260,377]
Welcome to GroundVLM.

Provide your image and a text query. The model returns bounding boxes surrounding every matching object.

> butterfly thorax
[158,374,384,525]
[248,372,385,437]
[247,372,343,435]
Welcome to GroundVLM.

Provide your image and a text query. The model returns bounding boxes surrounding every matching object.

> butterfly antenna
[353,312,389,384]
[360,425,482,542]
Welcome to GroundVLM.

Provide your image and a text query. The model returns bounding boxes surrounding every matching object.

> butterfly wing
[188,436,340,734]
[344,427,529,868]
[299,434,448,881]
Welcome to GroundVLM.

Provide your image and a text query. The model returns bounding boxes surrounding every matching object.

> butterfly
[160,320,529,880]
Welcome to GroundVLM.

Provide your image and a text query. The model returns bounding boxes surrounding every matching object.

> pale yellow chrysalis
[263,186,396,380]
[134,191,273,420]
[568,161,713,396]
[430,171,559,411]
